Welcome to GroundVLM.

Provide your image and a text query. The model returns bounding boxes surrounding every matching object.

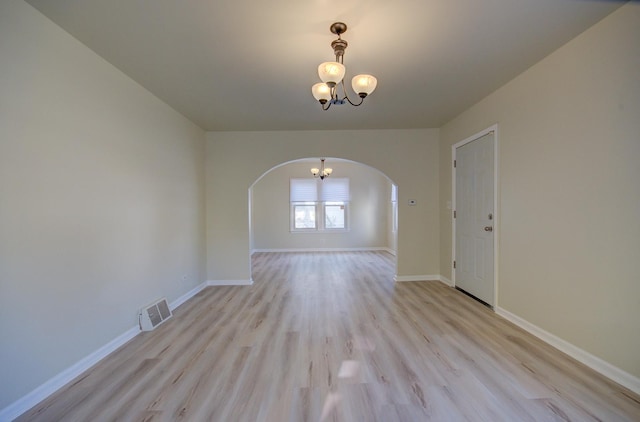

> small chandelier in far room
[310,158,333,180]
[311,22,377,111]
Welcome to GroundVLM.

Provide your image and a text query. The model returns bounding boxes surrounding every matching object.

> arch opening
[248,157,398,279]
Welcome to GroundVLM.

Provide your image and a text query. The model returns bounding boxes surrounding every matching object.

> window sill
[290,229,350,234]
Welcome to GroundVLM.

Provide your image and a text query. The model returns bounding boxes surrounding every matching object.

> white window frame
[322,201,349,231]
[391,184,398,233]
[291,202,318,230]
[290,178,350,233]
[290,201,349,232]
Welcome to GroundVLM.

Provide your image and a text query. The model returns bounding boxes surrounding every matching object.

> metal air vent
[139,298,172,331]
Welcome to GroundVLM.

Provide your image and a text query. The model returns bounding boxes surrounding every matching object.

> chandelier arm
[340,80,365,106]
[312,22,374,110]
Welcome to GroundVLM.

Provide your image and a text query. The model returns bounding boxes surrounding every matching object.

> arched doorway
[248,157,398,278]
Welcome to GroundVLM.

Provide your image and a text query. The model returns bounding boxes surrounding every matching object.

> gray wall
[206,129,441,282]
[252,160,393,252]
[3,0,638,413]
[439,3,640,378]
[0,0,206,408]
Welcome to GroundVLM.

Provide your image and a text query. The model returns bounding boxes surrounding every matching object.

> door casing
[452,125,499,308]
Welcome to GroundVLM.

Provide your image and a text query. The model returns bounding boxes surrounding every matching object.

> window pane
[294,204,316,229]
[324,203,345,229]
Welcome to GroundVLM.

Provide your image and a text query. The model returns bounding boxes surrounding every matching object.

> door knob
[484,226,493,232]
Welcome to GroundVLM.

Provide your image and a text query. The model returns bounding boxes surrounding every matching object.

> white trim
[248,157,400,292]
[170,281,208,310]
[251,247,394,254]
[438,275,454,287]
[394,275,440,282]
[452,124,499,307]
[496,307,640,396]
[207,279,254,286]
[0,326,139,422]
[0,283,207,422]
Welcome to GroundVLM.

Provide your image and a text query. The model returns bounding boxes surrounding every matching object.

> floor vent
[139,298,172,331]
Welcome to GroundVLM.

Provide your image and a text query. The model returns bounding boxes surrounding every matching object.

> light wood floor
[18,252,640,421]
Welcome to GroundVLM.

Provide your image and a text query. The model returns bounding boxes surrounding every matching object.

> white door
[454,131,495,306]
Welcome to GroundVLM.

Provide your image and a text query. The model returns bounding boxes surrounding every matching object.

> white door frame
[452,124,499,308]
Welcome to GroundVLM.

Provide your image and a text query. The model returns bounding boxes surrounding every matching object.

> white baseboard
[252,247,394,254]
[170,281,207,309]
[394,274,440,282]
[438,275,453,286]
[0,282,207,422]
[0,326,138,422]
[207,279,253,286]
[13,279,636,421]
[496,307,640,396]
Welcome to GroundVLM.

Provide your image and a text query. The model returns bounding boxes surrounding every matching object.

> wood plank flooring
[17,251,640,421]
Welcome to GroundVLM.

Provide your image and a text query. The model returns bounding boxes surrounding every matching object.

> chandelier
[310,158,333,180]
[311,22,377,111]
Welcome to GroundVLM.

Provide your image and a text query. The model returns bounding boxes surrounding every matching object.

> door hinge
[453,260,456,269]
[453,210,456,218]
[453,160,456,168]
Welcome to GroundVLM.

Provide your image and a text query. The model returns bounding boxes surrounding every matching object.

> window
[293,203,317,229]
[290,178,349,231]
[324,202,345,229]
[391,183,398,233]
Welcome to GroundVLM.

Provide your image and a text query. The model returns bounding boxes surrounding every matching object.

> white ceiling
[24,0,624,131]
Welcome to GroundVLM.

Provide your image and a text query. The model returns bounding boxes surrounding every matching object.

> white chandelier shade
[351,74,377,96]
[318,62,346,85]
[311,83,332,102]
[311,22,377,110]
